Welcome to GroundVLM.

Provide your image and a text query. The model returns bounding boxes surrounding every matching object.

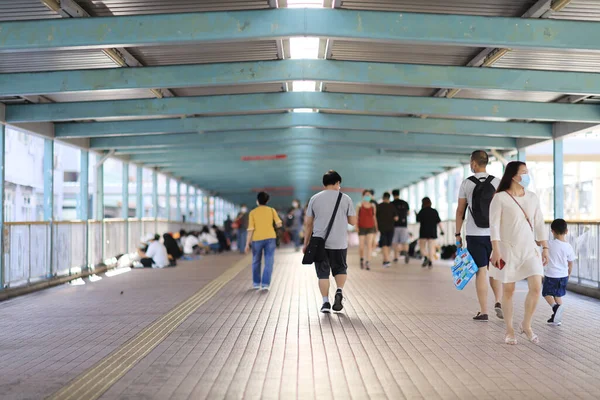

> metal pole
[0,124,5,289]
[165,177,171,221]
[152,169,158,219]
[194,188,199,224]
[122,162,129,252]
[135,166,142,219]
[186,185,191,222]
[517,148,527,162]
[553,138,564,219]
[447,171,455,224]
[176,181,182,221]
[79,150,89,267]
[44,139,54,277]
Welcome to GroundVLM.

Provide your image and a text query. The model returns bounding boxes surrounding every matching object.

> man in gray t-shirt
[304,170,357,314]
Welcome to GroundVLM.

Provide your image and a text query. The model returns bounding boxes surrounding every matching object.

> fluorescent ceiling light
[293,108,315,113]
[289,37,319,59]
[286,0,323,8]
[292,81,317,92]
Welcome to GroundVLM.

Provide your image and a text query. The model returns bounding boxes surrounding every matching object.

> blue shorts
[543,276,569,297]
[466,235,492,269]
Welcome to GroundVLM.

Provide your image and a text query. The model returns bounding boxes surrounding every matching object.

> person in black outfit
[163,233,182,266]
[212,225,230,252]
[416,197,444,269]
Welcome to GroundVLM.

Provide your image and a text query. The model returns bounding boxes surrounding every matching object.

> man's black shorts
[315,249,348,279]
[379,230,394,247]
[466,235,492,269]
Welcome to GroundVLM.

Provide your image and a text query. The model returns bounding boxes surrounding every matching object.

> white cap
[141,233,154,244]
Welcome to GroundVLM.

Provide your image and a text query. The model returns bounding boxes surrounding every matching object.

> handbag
[272,208,283,247]
[302,192,343,265]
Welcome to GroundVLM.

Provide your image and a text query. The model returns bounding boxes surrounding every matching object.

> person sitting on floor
[199,226,220,253]
[163,233,181,266]
[183,231,203,256]
[212,225,230,252]
[137,234,170,268]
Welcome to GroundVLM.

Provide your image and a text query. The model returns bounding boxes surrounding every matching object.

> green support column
[122,162,129,253]
[95,154,104,221]
[43,139,54,221]
[463,164,470,180]
[79,150,89,220]
[152,170,158,219]
[554,138,564,219]
[165,177,171,220]
[194,188,199,224]
[434,174,441,211]
[44,139,54,276]
[176,181,182,221]
[186,185,191,222]
[517,148,527,162]
[136,166,143,219]
[79,150,89,268]
[0,124,5,288]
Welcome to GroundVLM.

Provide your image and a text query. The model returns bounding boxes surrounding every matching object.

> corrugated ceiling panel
[550,0,600,21]
[338,0,538,16]
[76,0,271,15]
[455,89,564,103]
[330,41,481,65]
[323,83,435,97]
[173,83,284,96]
[0,96,28,105]
[128,41,279,66]
[492,49,600,73]
[0,50,117,73]
[0,0,61,21]
[45,89,154,103]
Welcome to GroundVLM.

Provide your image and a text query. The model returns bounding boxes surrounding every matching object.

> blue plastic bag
[452,246,479,290]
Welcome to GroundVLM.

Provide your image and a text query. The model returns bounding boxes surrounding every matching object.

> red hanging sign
[241,154,287,161]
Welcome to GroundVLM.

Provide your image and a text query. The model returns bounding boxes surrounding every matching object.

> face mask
[241,207,247,213]
[292,202,298,208]
[364,196,372,202]
[516,174,531,188]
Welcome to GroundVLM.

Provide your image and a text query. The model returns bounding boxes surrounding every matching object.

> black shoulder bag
[302,192,343,265]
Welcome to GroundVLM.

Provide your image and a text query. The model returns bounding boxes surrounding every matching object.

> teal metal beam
[56,113,549,139]
[2,9,600,52]
[8,92,600,124]
[89,129,517,150]
[2,60,600,98]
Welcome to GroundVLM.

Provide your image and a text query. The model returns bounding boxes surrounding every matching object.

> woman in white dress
[489,161,549,345]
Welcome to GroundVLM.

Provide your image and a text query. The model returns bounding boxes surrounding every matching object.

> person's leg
[475,269,489,315]
[358,234,365,259]
[544,295,556,307]
[427,239,436,266]
[365,233,374,267]
[503,282,516,339]
[251,240,263,288]
[140,258,153,268]
[382,246,390,263]
[261,239,276,287]
[522,275,542,334]
[331,249,348,312]
[239,230,247,254]
[315,257,332,312]
[554,296,563,306]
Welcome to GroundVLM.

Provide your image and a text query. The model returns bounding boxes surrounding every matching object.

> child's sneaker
[553,304,564,324]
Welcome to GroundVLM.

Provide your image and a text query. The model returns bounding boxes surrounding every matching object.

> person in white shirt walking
[455,150,503,321]
[543,219,575,326]
[489,161,549,345]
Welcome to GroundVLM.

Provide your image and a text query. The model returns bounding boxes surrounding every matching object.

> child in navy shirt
[543,219,575,325]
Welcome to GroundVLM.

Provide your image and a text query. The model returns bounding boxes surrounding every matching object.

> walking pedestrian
[416,197,443,268]
[245,192,282,290]
[543,219,575,326]
[489,161,549,345]
[235,205,249,254]
[376,192,398,268]
[357,190,378,270]
[391,189,410,264]
[455,150,503,322]
[287,199,304,252]
[304,170,357,313]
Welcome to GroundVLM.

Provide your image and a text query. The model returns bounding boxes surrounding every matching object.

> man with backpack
[455,150,503,322]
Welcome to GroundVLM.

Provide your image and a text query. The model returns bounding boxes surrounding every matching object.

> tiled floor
[2,248,600,400]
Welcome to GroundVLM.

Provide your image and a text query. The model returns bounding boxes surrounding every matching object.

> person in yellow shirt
[245,191,283,290]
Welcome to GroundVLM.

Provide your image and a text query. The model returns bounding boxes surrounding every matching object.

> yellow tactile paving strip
[47,256,250,400]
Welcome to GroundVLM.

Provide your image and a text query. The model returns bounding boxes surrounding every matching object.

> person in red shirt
[356,190,378,270]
